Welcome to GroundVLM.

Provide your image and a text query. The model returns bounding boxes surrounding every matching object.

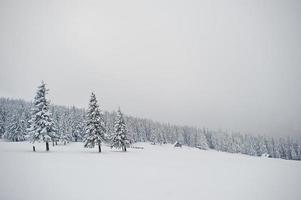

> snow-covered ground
[0,140,300,200]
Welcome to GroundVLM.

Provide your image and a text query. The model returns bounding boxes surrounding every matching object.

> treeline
[0,97,301,160]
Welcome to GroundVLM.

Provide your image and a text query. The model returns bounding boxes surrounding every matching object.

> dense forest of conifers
[0,97,300,160]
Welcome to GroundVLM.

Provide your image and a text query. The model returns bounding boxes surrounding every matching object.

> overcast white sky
[0,0,300,136]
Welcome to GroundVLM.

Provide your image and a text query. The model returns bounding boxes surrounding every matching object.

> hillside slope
[0,141,300,200]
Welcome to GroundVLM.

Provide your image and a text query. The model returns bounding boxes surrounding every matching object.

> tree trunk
[52,141,55,146]
[46,142,49,151]
[33,146,36,152]
[98,143,101,153]
[55,141,57,145]
[124,145,127,152]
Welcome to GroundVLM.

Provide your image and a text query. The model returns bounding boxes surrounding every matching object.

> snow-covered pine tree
[83,93,106,152]
[0,106,7,139]
[150,129,157,145]
[70,106,84,142]
[195,129,209,150]
[73,120,85,142]
[4,114,26,142]
[59,132,70,145]
[272,138,281,158]
[27,81,56,151]
[258,136,268,155]
[290,144,298,160]
[111,108,129,152]
[58,111,72,145]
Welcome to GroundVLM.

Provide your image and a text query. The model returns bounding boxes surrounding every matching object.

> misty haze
[0,1,300,200]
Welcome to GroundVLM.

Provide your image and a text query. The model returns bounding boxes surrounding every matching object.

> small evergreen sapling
[111,108,129,152]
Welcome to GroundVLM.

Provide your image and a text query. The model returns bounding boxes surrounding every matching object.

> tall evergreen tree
[111,108,129,152]
[27,82,56,151]
[83,93,106,152]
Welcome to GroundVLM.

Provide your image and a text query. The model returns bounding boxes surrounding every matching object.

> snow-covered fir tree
[73,119,85,142]
[59,111,72,145]
[83,93,106,152]
[0,106,6,138]
[4,114,26,141]
[111,108,129,151]
[27,82,56,151]
[195,129,208,150]
[70,106,85,142]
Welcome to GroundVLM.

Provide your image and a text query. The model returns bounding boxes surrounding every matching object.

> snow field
[0,141,300,200]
